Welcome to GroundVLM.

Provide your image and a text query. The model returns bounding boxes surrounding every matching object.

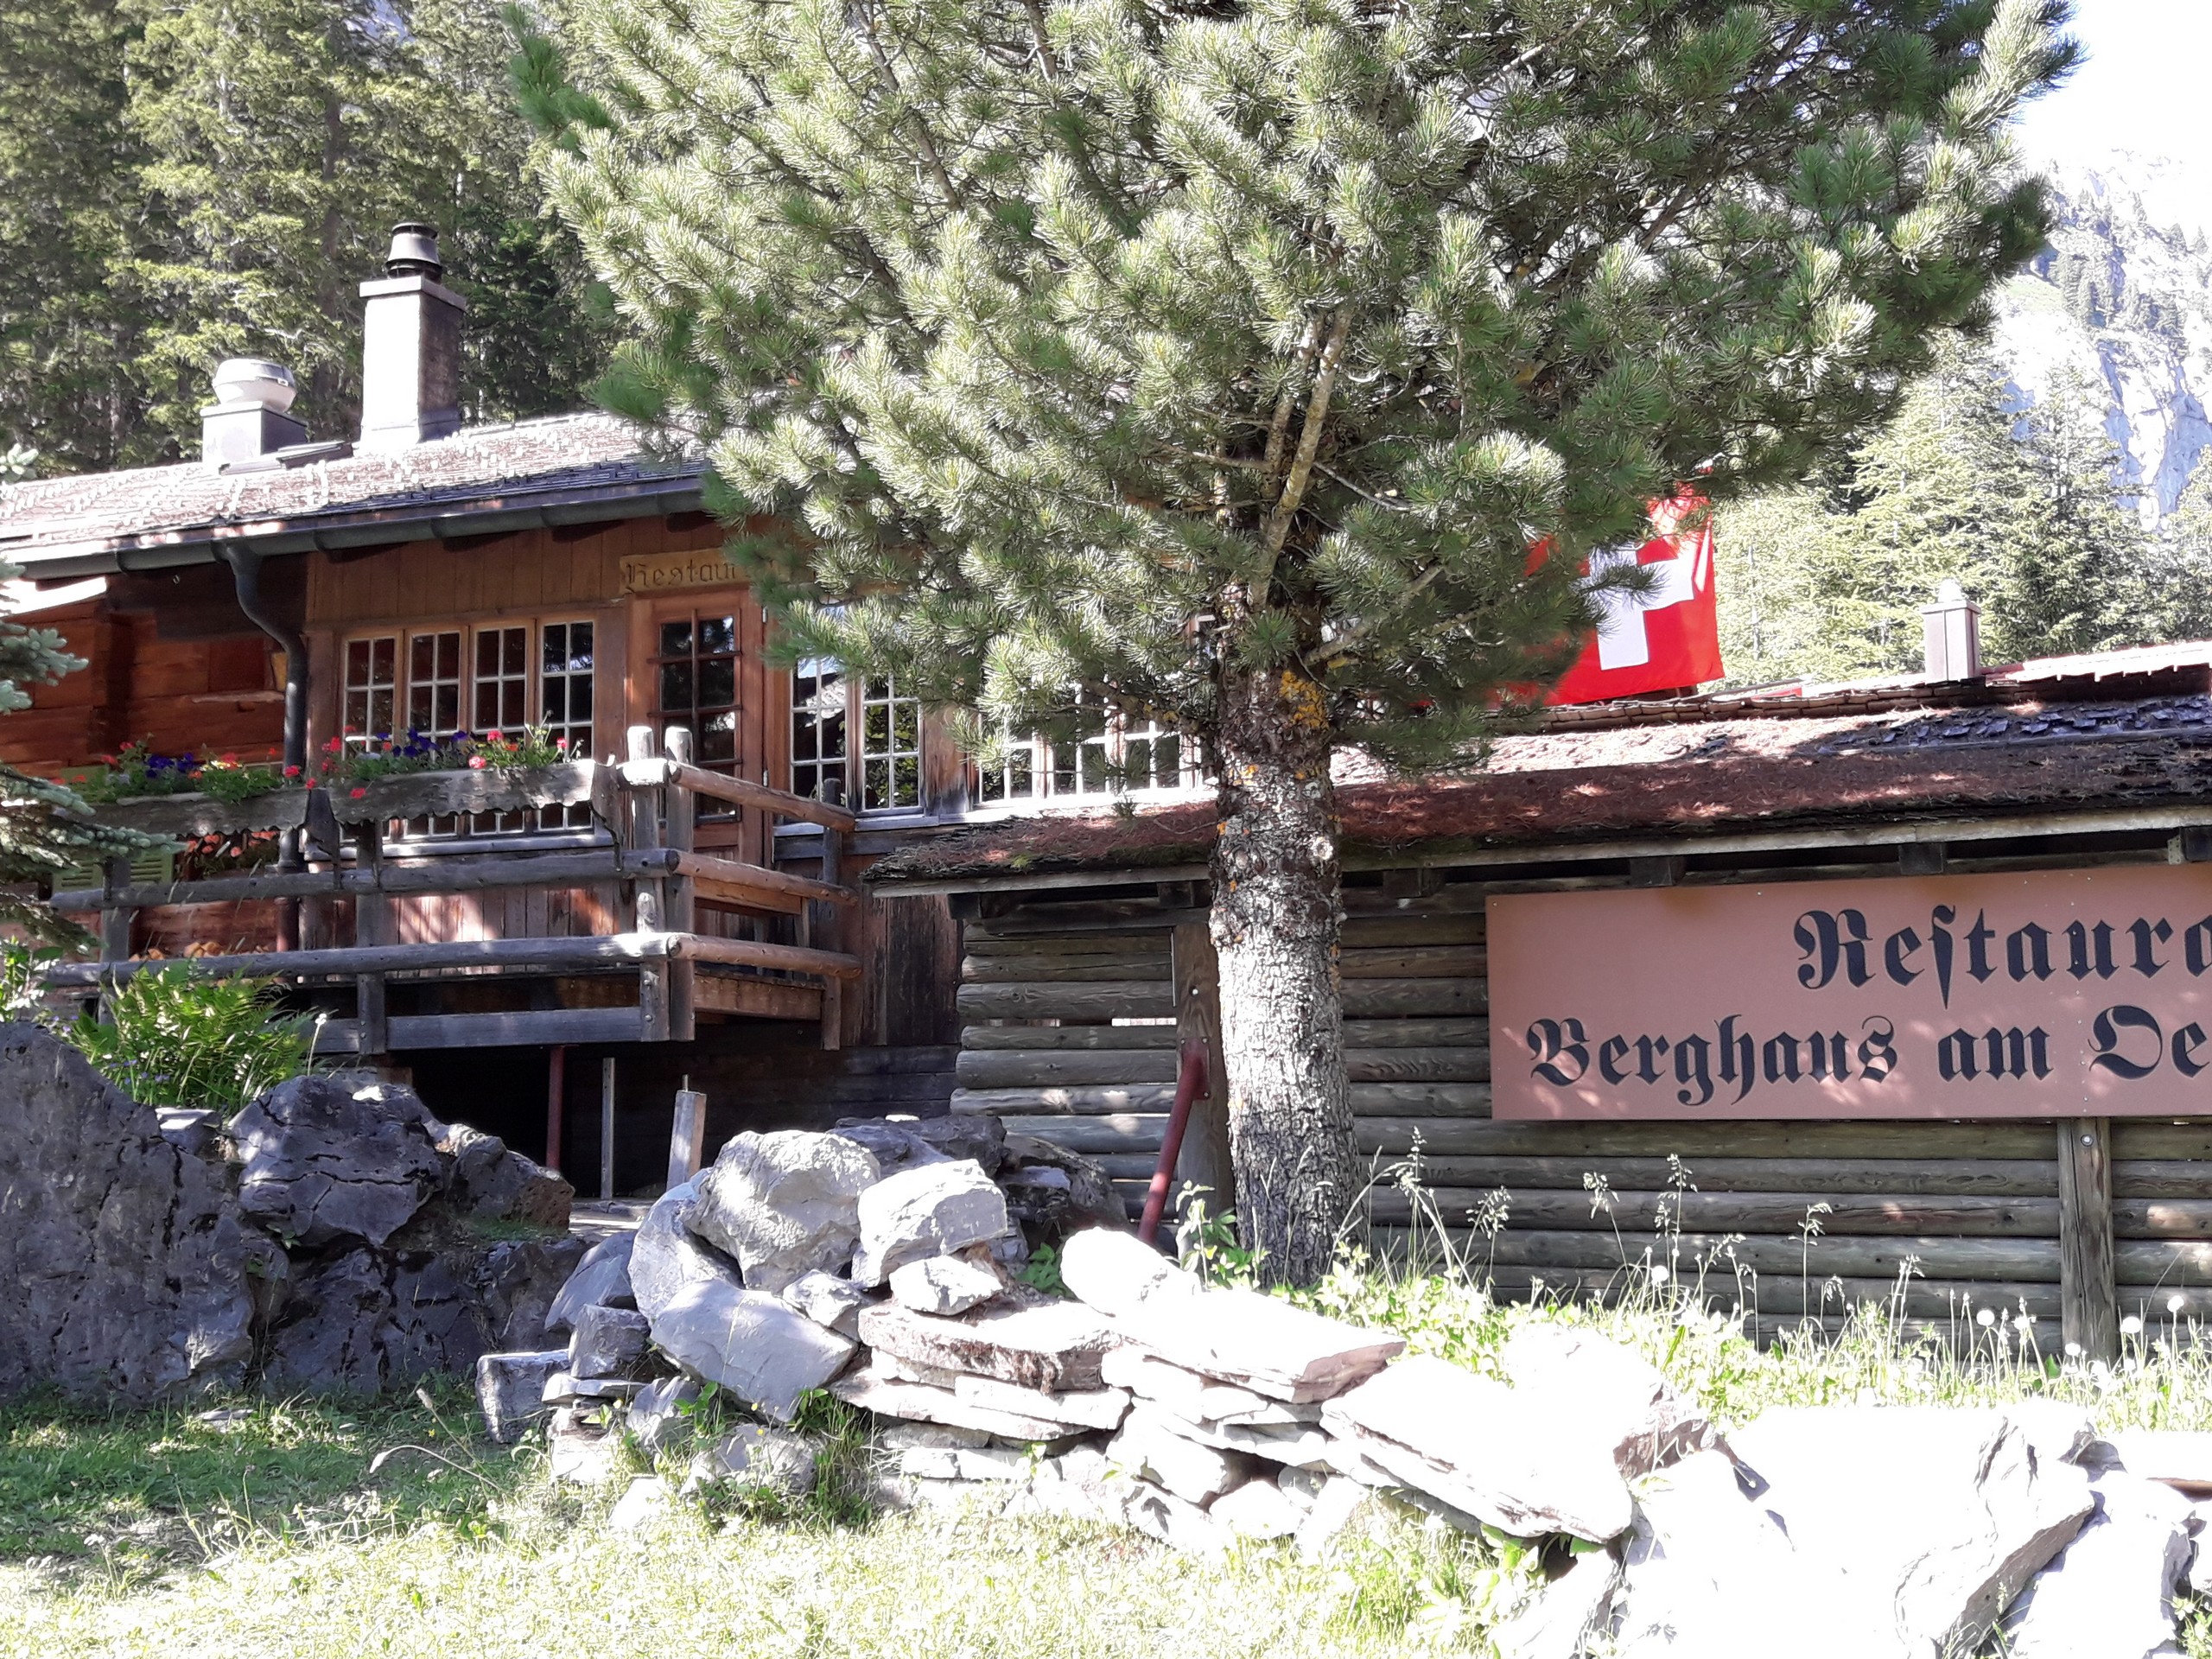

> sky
[2013,0,2212,226]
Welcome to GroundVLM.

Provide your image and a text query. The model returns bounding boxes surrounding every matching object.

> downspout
[221,549,310,947]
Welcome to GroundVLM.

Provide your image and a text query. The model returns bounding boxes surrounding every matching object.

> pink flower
[468,755,488,770]
[350,786,368,799]
[486,729,503,742]
[555,736,569,749]
[283,765,301,779]
[218,753,238,766]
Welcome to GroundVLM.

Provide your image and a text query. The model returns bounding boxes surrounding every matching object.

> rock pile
[499,1116,2212,1657]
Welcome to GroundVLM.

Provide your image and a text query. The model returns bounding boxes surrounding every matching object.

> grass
[10,1257,2212,1658]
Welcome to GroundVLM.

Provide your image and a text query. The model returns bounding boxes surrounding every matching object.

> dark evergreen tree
[526,0,2073,1279]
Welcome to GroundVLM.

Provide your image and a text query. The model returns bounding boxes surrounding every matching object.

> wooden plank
[957,1048,1183,1088]
[352,821,388,1058]
[1349,1081,1492,1116]
[953,1084,1180,1116]
[619,757,856,831]
[2113,1199,2212,1237]
[963,930,1169,957]
[681,853,849,910]
[2113,1160,2212,1199]
[675,933,862,981]
[695,974,823,1021]
[1173,919,1236,1213]
[1348,1118,2063,1160]
[1473,1266,2063,1321]
[1341,980,1486,1018]
[955,981,1176,1021]
[314,1005,647,1052]
[1368,1187,2062,1238]
[664,728,697,1044]
[959,1024,1181,1052]
[1339,944,1487,979]
[2060,1117,2120,1361]
[1344,1046,1490,1083]
[600,1055,617,1203]
[98,790,311,837]
[48,932,677,986]
[1339,915,1486,947]
[1392,1155,2062,1198]
[51,848,677,911]
[960,952,1171,982]
[333,762,599,823]
[1478,1229,2063,1284]
[2113,1123,2212,1159]
[995,1113,1169,1153]
[668,1087,709,1189]
[2116,1239,2212,1284]
[629,727,671,1043]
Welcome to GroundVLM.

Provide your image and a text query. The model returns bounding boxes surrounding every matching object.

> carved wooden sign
[1489,864,2212,1120]
[619,550,738,595]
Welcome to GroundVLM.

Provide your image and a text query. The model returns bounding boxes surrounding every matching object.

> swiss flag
[1545,495,1722,705]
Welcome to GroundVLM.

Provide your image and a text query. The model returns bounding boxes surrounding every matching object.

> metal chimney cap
[1936,577,1968,605]
[211,358,298,413]
[383,222,443,279]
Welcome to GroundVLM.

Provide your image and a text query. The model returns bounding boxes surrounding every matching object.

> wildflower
[467,755,488,770]
[555,736,568,749]
[1975,1308,1996,1328]
[1648,1264,1670,1287]
[2121,1314,2145,1337]
[2171,1295,2188,1315]
[2063,1341,2082,1359]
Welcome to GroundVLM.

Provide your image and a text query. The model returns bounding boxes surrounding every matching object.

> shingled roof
[0,413,702,576]
[868,648,2212,886]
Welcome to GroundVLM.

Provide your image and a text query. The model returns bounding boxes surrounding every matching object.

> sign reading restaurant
[1488,866,2212,1121]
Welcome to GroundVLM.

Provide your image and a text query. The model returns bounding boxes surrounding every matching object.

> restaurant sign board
[1488,865,2212,1121]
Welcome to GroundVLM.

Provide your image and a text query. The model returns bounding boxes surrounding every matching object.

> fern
[68,968,316,1116]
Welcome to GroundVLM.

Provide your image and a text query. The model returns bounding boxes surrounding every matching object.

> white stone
[1122,1477,1227,1555]
[1295,1474,1382,1560]
[1099,1346,1320,1426]
[1107,1406,1253,1505]
[647,1279,856,1423]
[681,1424,817,1503]
[951,1370,1132,1433]
[878,1419,994,1452]
[780,1269,872,1338]
[628,1178,744,1322]
[2002,1466,2196,1659]
[1210,1476,1301,1540]
[1322,1355,1634,1541]
[1498,1323,1718,1478]
[852,1160,1007,1285]
[897,1444,1034,1482]
[2108,1429,2212,1493]
[1115,1283,1404,1402]
[831,1357,1074,1441]
[548,1425,621,1486]
[1276,1464,1327,1511]
[1727,1406,2094,1656]
[888,1253,1003,1316]
[1059,1226,1196,1317]
[607,1474,670,1533]
[688,1130,880,1294]
[623,1376,699,1456]
[857,1294,1118,1391]
[1489,1547,1624,1659]
[1135,1406,1330,1469]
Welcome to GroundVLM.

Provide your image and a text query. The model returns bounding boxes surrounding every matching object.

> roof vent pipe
[358,221,465,453]
[1921,577,1983,683]
[200,359,307,470]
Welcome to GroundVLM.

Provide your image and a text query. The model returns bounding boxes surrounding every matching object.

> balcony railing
[46,726,859,1052]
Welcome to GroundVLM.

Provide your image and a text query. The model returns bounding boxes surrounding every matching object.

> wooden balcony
[48,727,860,1052]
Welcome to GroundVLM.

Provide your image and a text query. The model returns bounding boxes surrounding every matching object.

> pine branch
[1257,307,1354,582]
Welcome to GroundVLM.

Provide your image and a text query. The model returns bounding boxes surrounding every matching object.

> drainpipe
[221,549,310,947]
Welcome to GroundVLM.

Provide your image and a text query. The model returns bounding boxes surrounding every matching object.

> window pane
[502,629,526,677]
[701,711,737,762]
[660,663,694,710]
[347,639,370,682]
[659,620,692,658]
[373,637,395,681]
[699,658,734,709]
[698,615,735,657]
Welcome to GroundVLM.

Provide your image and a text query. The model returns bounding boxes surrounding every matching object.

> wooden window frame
[785,664,926,816]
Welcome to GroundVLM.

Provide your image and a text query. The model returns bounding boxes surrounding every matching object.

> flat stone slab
[1498,1324,1718,1478]
[1109,1406,1255,1504]
[546,1233,635,1334]
[853,1160,1007,1285]
[1322,1355,1634,1541]
[1114,1284,1404,1402]
[648,1280,856,1423]
[1100,1346,1320,1426]
[858,1294,1119,1392]
[888,1254,1003,1316]
[831,1357,1075,1441]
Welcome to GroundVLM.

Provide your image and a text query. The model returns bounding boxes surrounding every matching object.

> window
[860,675,921,811]
[791,658,846,804]
[540,622,595,830]
[474,626,530,734]
[976,701,1205,807]
[343,636,397,748]
[654,613,739,774]
[407,632,462,736]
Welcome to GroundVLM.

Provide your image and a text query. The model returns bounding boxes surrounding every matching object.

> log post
[1172,919,1236,1223]
[817,775,845,1051]
[351,820,389,1058]
[544,1044,567,1174]
[667,1083,708,1189]
[627,725,671,1042]
[663,727,697,1042]
[2059,1116,2119,1362]
[600,1055,618,1202]
[98,854,133,1024]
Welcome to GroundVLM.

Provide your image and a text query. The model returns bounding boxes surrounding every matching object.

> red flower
[467,755,488,770]
[486,729,504,742]
[323,735,344,753]
[283,765,302,778]
[218,753,238,766]
[350,786,368,799]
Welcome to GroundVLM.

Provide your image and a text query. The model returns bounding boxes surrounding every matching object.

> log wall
[946,870,2212,1335]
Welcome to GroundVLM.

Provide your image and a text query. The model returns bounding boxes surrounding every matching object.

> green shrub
[67,967,316,1115]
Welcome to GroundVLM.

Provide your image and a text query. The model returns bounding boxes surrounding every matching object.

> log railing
[48,726,858,1052]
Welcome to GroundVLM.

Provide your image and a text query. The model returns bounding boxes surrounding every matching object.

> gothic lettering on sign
[1488,865,2212,1121]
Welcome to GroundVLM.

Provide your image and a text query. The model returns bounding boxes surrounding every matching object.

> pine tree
[1996,361,2144,659]
[2136,449,2212,646]
[527,0,2071,1280]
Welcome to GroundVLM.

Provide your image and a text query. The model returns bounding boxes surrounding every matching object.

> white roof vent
[201,358,307,471]
[1921,578,1984,683]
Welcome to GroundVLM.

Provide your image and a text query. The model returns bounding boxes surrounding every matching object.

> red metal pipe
[1136,1033,1209,1245]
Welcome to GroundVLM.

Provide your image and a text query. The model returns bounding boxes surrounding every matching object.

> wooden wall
[940,868,2212,1334]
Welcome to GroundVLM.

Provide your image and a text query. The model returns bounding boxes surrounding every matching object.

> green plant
[67,967,317,1114]
[0,940,62,1018]
[1174,1184,1261,1287]
[1015,1243,1066,1298]
[71,741,283,804]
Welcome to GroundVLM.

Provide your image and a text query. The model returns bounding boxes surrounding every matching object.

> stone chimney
[200,359,307,470]
[358,222,465,453]
[1921,578,1983,682]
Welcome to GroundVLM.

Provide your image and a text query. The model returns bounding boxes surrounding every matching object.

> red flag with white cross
[1546,496,1722,705]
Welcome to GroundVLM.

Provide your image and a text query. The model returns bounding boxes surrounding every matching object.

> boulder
[0,1026,264,1400]
[474,1349,569,1443]
[781,1269,873,1338]
[625,1375,702,1455]
[548,1419,621,1486]
[607,1474,671,1533]
[1999,1466,2196,1658]
[648,1279,856,1422]
[1322,1355,1634,1541]
[888,1254,1004,1316]
[1108,1406,1255,1504]
[1100,1346,1320,1427]
[1490,1549,1626,1659]
[827,1120,950,1177]
[1060,1226,1194,1318]
[1498,1325,1719,1478]
[998,1135,1122,1236]
[569,1304,652,1379]
[231,1073,446,1249]
[831,1357,1078,1441]
[1116,1283,1405,1403]
[858,1294,1119,1391]
[628,1178,745,1322]
[1727,1405,2094,1656]
[545,1233,637,1334]
[687,1130,879,1294]
[906,1114,1007,1173]
[1210,1475,1301,1540]
[682,1425,818,1503]
[853,1160,1008,1284]
[441,1124,572,1230]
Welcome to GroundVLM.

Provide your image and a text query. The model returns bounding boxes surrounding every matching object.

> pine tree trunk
[1208,666,1357,1286]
